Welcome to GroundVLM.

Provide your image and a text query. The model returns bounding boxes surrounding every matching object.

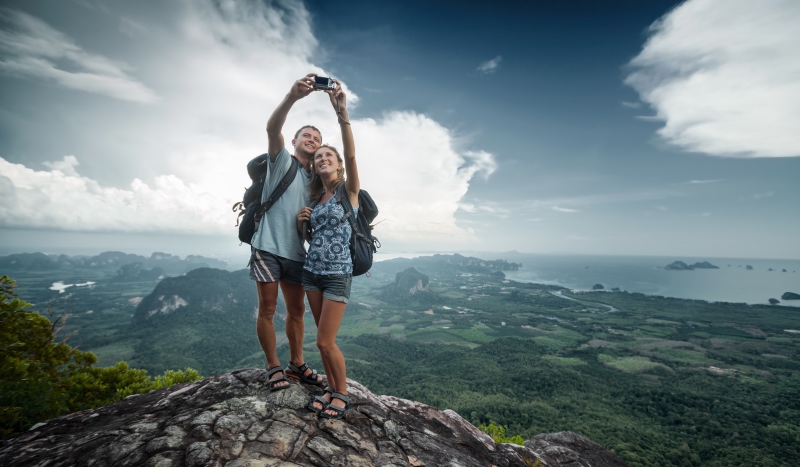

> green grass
[655,348,712,365]
[598,355,668,373]
[534,336,573,350]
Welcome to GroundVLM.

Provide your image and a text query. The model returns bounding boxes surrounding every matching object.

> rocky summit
[0,369,627,467]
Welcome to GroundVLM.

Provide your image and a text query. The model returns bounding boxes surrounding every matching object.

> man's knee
[256,283,279,319]
[258,297,278,321]
[258,303,277,320]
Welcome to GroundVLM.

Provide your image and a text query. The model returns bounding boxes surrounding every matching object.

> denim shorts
[302,269,352,303]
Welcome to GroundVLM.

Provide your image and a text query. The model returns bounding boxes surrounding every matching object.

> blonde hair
[309,144,345,201]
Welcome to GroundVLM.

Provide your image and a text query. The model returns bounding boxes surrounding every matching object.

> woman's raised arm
[326,80,359,206]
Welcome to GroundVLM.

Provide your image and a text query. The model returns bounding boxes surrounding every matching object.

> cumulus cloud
[0,1,496,251]
[0,7,158,103]
[477,55,502,74]
[0,156,228,233]
[625,0,800,158]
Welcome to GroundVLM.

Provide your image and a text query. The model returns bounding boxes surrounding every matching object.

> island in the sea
[664,260,720,270]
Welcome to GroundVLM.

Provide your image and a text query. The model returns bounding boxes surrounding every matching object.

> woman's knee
[316,338,337,355]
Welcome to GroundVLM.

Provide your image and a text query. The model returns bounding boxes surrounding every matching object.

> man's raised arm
[266,73,317,160]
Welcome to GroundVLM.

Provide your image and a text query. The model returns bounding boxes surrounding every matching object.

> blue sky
[0,0,798,260]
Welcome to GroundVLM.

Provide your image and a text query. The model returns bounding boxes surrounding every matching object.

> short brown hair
[294,125,322,141]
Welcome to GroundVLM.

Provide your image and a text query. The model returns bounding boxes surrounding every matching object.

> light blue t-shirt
[250,148,310,262]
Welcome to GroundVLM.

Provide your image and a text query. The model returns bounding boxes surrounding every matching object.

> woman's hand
[297,207,312,240]
[325,79,346,113]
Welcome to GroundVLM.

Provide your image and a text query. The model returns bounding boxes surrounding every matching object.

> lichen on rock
[0,369,626,466]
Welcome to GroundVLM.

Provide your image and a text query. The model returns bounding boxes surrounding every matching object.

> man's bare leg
[281,280,323,383]
[256,280,288,389]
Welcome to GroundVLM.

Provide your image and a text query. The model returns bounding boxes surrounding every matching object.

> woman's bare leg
[306,290,331,411]
[316,298,348,416]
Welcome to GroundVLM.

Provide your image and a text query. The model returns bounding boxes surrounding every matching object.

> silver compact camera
[312,76,336,91]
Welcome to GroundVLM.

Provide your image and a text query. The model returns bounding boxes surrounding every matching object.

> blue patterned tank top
[304,196,357,275]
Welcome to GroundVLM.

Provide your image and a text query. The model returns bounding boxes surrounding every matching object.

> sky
[0,0,798,262]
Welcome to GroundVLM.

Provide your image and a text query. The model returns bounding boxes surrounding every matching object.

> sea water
[490,254,800,306]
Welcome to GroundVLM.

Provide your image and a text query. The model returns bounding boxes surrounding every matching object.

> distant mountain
[432,253,521,271]
[664,260,719,270]
[110,263,165,282]
[782,292,800,300]
[379,253,521,277]
[391,267,430,294]
[0,251,228,275]
[128,268,261,375]
[379,267,435,305]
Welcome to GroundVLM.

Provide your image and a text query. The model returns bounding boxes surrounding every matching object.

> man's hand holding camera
[288,73,317,101]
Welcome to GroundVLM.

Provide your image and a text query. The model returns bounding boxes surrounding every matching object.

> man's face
[292,127,322,155]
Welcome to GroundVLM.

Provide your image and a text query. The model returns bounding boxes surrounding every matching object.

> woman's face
[313,146,341,176]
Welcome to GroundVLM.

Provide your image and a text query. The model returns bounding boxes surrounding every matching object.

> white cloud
[0,156,228,233]
[0,7,158,103]
[458,200,508,215]
[621,101,642,109]
[752,191,774,199]
[686,179,722,184]
[625,0,800,158]
[0,1,496,251]
[477,55,502,74]
[551,206,579,213]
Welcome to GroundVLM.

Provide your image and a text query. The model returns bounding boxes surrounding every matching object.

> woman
[296,79,358,419]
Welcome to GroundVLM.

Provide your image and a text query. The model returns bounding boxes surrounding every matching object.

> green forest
[1,251,799,466]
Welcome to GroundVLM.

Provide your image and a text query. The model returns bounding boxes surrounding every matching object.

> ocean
[495,254,800,306]
[376,252,800,306]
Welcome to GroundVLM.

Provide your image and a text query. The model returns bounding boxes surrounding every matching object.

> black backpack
[232,154,299,245]
[306,184,380,276]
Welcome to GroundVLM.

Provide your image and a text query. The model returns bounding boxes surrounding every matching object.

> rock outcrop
[781,292,800,300]
[0,369,627,467]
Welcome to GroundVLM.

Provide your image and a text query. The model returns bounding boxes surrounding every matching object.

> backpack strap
[336,184,357,229]
[257,156,300,220]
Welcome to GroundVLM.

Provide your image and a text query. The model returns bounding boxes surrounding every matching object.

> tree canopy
[0,276,200,439]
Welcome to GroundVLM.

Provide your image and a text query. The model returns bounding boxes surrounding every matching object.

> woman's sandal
[265,366,290,392]
[285,362,324,386]
[319,392,350,419]
[307,386,334,414]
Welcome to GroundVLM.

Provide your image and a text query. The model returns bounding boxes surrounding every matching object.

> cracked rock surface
[0,369,626,466]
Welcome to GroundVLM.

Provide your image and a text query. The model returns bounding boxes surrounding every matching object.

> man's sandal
[319,392,350,419]
[307,386,334,414]
[265,366,290,392]
[285,362,323,386]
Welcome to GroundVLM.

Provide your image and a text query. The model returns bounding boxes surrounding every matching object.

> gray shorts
[302,269,352,303]
[249,248,304,285]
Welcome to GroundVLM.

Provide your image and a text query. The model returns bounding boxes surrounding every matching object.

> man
[250,73,323,390]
